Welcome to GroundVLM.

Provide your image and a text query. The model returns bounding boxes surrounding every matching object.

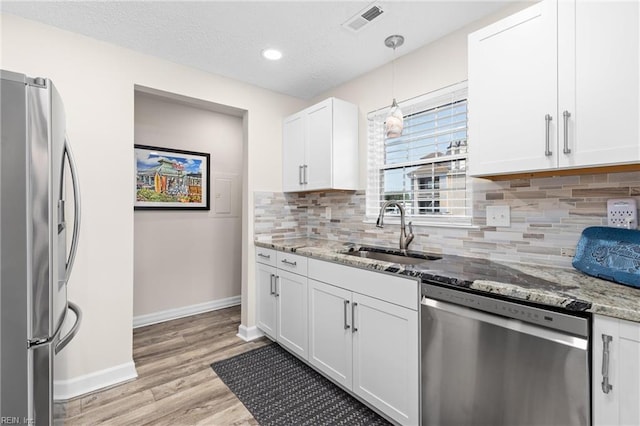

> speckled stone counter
[255,237,640,323]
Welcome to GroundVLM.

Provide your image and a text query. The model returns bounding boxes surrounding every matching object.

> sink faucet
[376,201,414,252]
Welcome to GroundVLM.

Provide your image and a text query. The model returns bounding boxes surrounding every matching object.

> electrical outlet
[325,206,332,220]
[486,205,510,227]
[607,198,637,229]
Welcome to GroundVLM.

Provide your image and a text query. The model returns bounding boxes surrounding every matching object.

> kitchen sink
[344,247,441,265]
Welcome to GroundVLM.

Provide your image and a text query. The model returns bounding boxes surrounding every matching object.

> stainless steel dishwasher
[421,283,590,426]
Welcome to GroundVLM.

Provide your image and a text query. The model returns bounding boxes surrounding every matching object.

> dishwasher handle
[422,297,588,350]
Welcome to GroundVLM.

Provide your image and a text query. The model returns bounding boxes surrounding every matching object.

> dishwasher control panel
[421,283,588,337]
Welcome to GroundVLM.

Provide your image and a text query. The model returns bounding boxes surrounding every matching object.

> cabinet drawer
[256,247,277,267]
[308,258,418,311]
[277,251,308,276]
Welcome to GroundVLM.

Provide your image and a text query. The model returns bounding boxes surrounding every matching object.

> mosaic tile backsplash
[254,172,640,268]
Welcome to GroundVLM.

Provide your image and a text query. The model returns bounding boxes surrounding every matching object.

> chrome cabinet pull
[562,110,571,154]
[269,274,275,295]
[258,253,271,259]
[352,302,358,332]
[281,259,297,267]
[344,300,351,330]
[303,164,308,184]
[601,334,613,394]
[299,165,303,185]
[275,276,280,297]
[545,114,553,157]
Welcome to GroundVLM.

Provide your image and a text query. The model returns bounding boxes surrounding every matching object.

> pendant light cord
[392,44,396,105]
[384,34,404,107]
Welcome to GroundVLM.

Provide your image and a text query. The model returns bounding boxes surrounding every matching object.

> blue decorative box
[573,226,640,288]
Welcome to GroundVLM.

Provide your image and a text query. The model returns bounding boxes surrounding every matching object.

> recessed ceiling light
[262,48,283,61]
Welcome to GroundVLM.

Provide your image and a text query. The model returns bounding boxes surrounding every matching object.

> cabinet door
[276,269,308,360]
[352,293,419,426]
[308,279,353,389]
[593,315,640,426]
[282,113,306,192]
[305,99,333,190]
[256,262,277,340]
[468,0,558,176]
[558,1,640,169]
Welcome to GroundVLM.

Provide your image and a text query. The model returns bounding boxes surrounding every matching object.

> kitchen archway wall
[133,87,244,326]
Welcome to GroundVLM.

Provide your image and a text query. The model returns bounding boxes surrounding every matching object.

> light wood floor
[63,306,271,425]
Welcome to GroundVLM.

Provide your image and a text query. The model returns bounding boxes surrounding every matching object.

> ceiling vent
[342,3,385,33]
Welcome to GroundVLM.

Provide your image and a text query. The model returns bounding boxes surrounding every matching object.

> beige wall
[133,92,243,317]
[0,13,305,389]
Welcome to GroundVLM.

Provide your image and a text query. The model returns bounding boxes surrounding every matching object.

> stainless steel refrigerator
[1,70,82,425]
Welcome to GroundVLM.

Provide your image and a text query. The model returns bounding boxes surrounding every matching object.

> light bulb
[385,99,403,138]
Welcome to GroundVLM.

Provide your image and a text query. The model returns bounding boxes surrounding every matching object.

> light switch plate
[487,205,510,227]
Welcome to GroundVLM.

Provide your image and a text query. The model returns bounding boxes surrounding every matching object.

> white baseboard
[54,361,138,400]
[133,296,241,328]
[236,324,264,342]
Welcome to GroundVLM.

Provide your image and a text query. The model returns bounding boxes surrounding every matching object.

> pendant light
[384,34,404,138]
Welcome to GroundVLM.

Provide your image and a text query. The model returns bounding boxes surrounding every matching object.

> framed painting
[134,144,210,210]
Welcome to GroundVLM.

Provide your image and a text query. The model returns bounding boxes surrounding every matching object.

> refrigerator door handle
[55,301,82,354]
[64,137,81,283]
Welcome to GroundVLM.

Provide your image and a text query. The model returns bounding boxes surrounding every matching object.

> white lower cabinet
[276,269,308,359]
[352,292,419,425]
[257,250,419,425]
[308,279,353,389]
[592,314,640,426]
[256,261,277,340]
[308,275,419,426]
[255,248,308,360]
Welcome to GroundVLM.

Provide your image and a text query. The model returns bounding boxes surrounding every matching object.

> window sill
[363,217,478,230]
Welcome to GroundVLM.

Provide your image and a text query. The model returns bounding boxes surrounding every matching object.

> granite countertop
[255,237,640,323]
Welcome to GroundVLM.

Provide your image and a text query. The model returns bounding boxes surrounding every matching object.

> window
[366,82,471,226]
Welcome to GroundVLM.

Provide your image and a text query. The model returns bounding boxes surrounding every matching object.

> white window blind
[366,82,471,226]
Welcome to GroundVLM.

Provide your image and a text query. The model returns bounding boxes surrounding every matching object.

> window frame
[365,81,473,228]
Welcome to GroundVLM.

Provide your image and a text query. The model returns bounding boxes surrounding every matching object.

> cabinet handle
[562,110,571,154]
[303,164,308,185]
[281,259,297,267]
[299,165,304,185]
[352,302,358,332]
[343,300,351,330]
[601,334,613,394]
[269,274,275,295]
[274,276,280,297]
[258,253,271,259]
[545,114,553,156]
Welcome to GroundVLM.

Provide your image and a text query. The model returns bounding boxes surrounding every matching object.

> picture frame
[134,144,210,210]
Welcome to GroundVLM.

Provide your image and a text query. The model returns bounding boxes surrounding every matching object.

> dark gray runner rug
[211,343,391,426]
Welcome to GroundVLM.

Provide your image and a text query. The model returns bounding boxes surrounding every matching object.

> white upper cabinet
[282,113,306,192]
[468,0,640,177]
[468,1,557,176]
[558,1,640,169]
[282,98,358,192]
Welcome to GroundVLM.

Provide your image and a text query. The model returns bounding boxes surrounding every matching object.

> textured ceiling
[1,1,518,99]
